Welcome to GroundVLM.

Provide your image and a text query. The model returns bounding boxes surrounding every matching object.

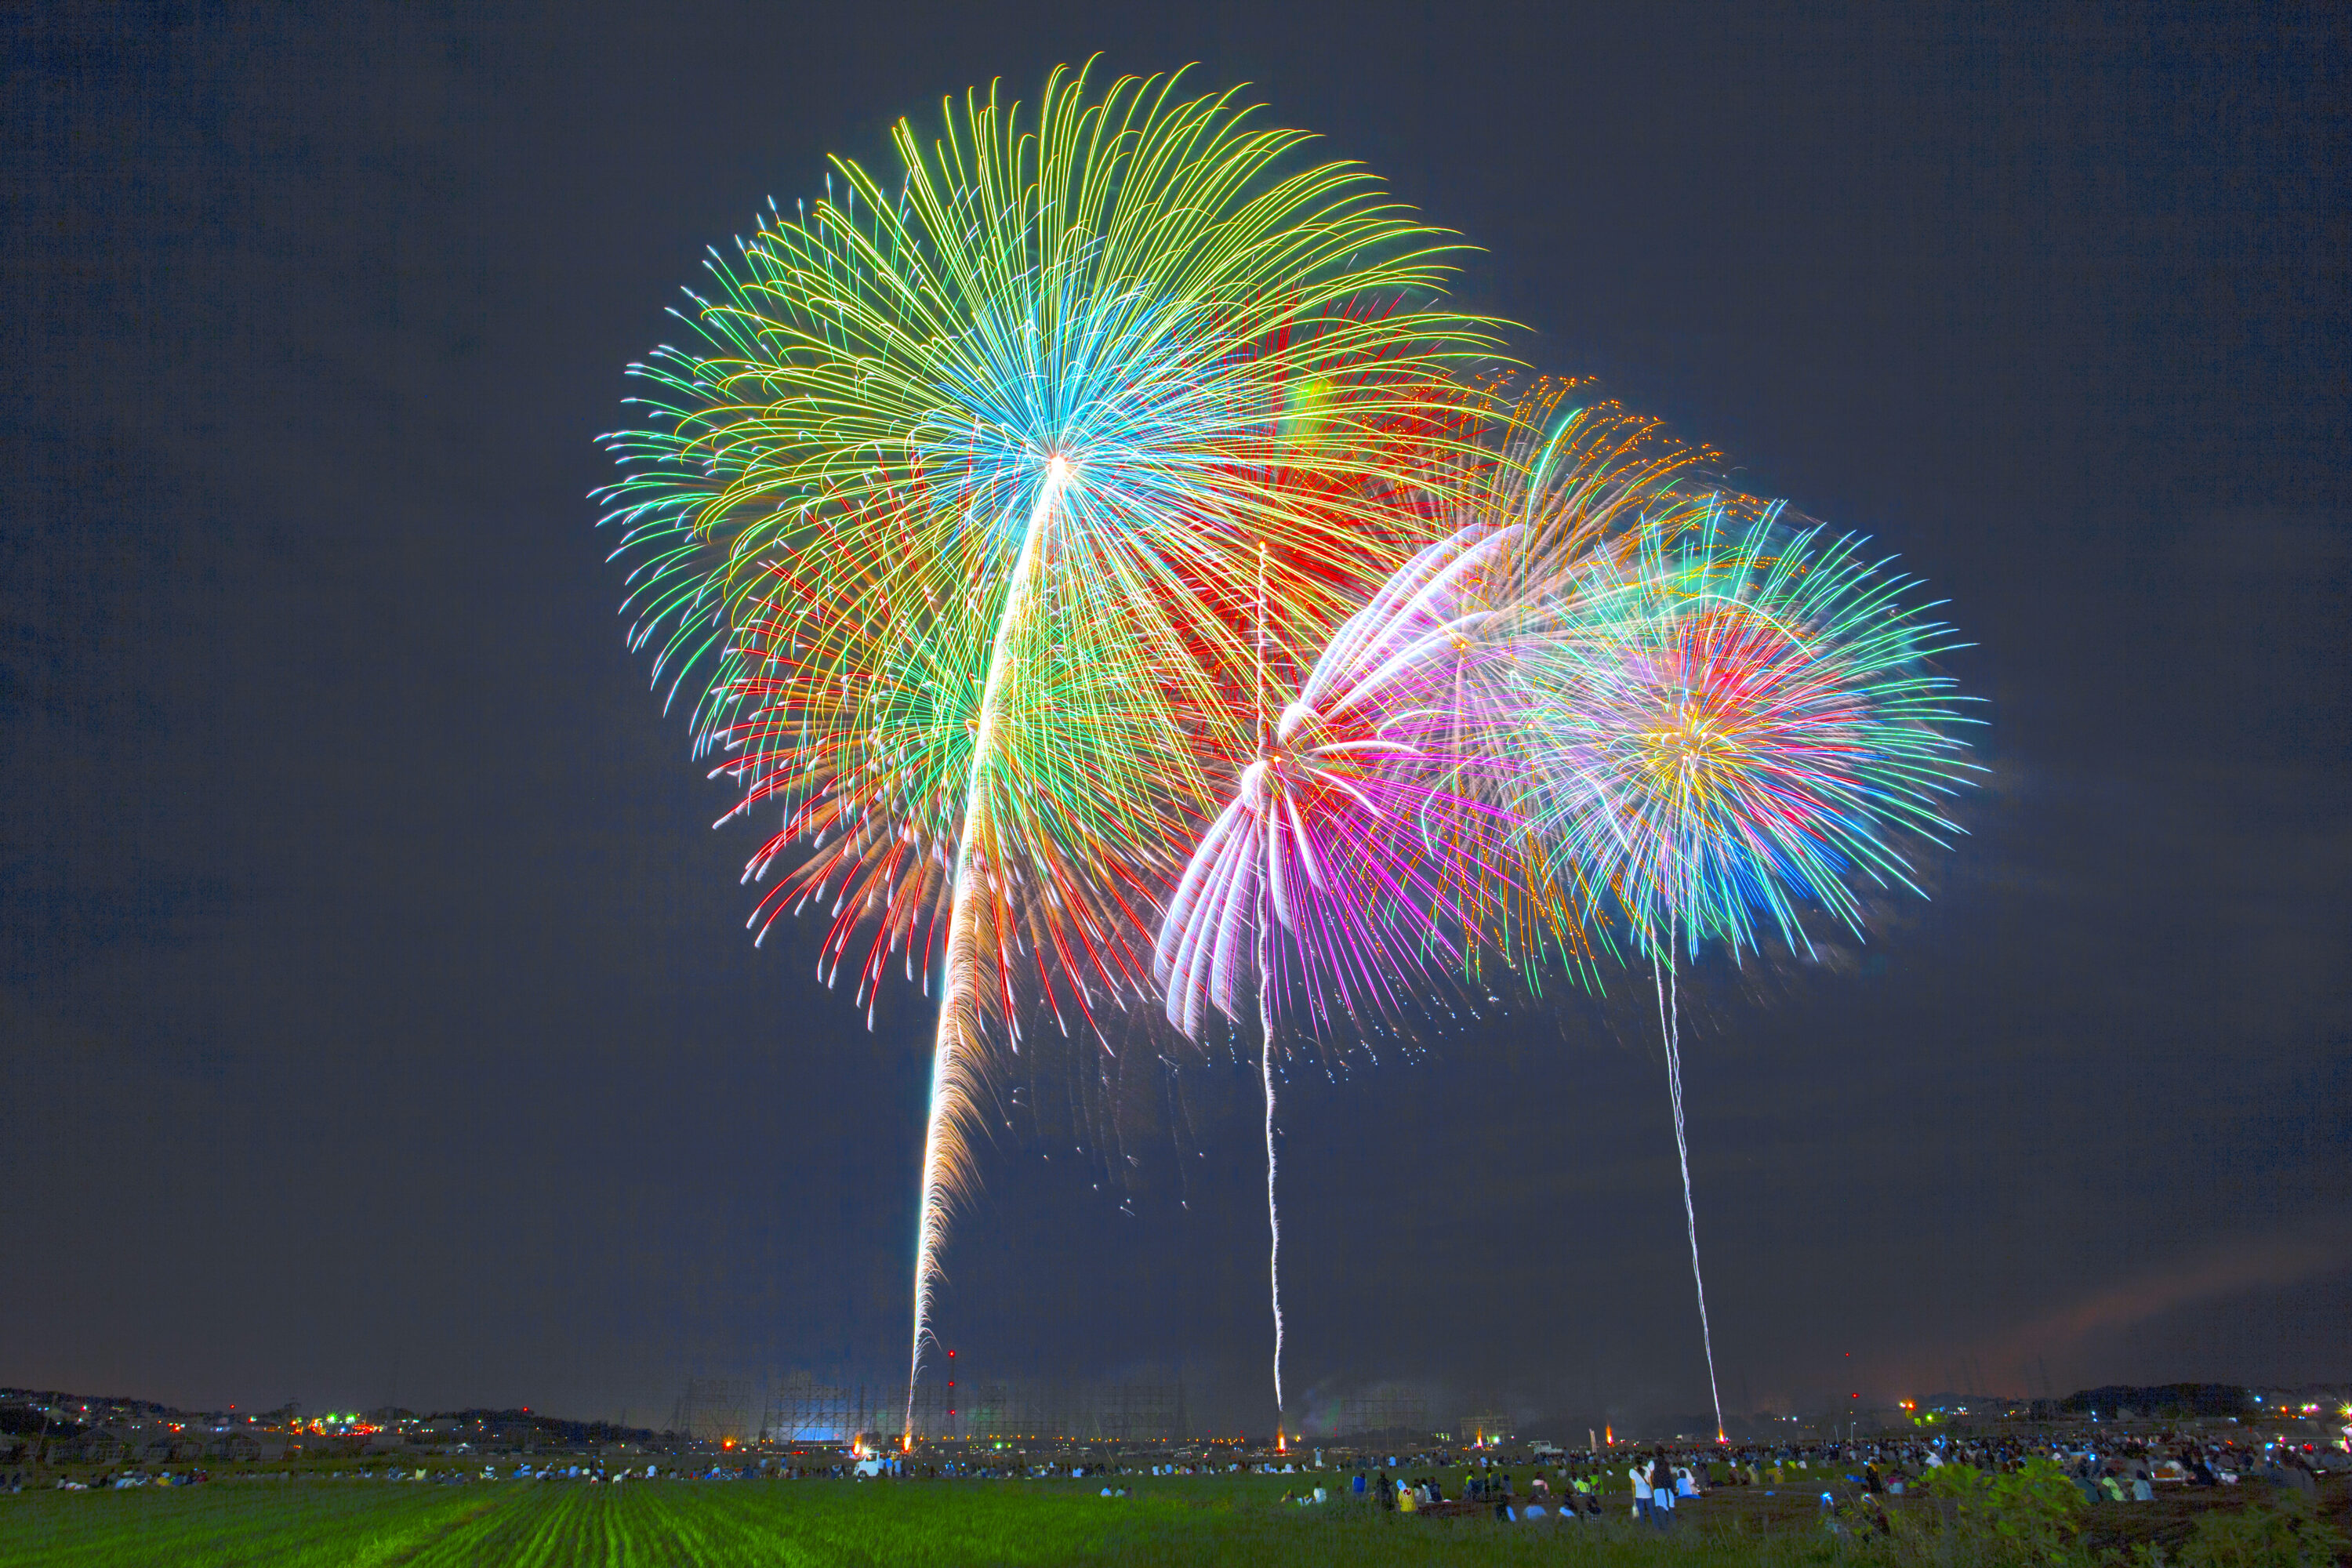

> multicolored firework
[1515,499,1977,964]
[1427,392,1720,984]
[1152,396,1739,1428]
[596,62,1496,1444]
[596,53,1985,1447]
[1157,525,1524,1041]
[1506,496,1978,1441]
[1155,524,1526,1436]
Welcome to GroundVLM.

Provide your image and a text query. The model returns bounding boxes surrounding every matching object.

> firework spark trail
[906,457,1069,1439]
[1252,539,1287,1443]
[1651,920,1725,1445]
[1259,901,1285,1439]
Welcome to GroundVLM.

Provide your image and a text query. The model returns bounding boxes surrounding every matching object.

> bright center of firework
[1645,702,1742,786]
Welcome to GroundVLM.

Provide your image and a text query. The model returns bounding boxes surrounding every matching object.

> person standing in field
[1630,1456,1653,1521]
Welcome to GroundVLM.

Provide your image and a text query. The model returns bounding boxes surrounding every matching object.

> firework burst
[597,61,1497,1444]
[1156,525,1523,1431]
[1508,495,1978,1442]
[1518,499,1978,962]
[1428,390,1722,985]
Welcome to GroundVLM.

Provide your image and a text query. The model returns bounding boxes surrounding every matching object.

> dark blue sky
[5,0,2346,1435]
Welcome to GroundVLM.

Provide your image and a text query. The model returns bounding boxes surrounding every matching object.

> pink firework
[1153,524,1521,1432]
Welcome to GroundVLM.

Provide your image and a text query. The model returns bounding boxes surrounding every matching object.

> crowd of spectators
[14,1425,2339,1515]
[1311,1431,2343,1528]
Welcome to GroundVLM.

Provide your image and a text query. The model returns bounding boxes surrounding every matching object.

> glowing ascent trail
[1260,927,1286,1446]
[905,456,1072,1445]
[1254,540,1287,1450]
[1652,918,1726,1446]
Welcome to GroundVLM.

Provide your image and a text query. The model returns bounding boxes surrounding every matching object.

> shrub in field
[1916,1460,2091,1566]
[2171,1492,2351,1568]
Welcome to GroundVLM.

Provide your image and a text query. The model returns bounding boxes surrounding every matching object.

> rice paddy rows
[0,1476,1848,1567]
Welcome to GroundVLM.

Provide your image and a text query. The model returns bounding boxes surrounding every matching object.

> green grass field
[16,1470,2339,1566]
[0,1475,1845,1567]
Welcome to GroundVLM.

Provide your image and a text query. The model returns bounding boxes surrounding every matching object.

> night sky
[6,2,2347,1435]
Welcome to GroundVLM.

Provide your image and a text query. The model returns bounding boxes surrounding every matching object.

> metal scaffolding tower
[1318,1385,1429,1443]
[764,1375,899,1446]
[1095,1383,1181,1442]
[743,1370,1190,1446]
[946,1378,1184,1443]
[1457,1409,1515,1446]
[670,1378,753,1446]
